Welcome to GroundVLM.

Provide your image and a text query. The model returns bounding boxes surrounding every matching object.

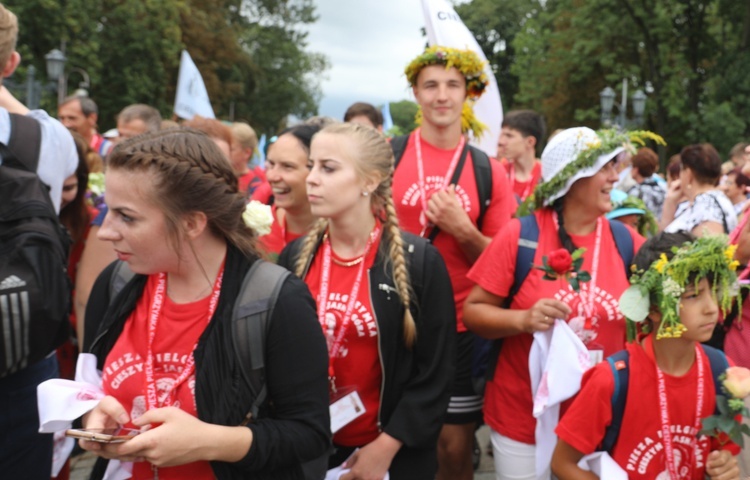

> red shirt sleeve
[555,362,615,455]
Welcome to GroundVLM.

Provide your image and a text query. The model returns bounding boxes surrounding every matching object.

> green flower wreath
[612,195,659,237]
[516,129,666,217]
[619,235,740,341]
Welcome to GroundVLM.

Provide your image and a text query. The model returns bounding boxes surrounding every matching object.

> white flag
[421,0,503,157]
[174,50,215,120]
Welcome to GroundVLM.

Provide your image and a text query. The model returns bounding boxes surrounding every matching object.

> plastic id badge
[329,390,365,434]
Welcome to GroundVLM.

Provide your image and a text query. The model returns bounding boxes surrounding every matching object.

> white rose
[242,200,273,236]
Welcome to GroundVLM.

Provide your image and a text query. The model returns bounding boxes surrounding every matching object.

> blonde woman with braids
[278,123,456,479]
[77,128,330,480]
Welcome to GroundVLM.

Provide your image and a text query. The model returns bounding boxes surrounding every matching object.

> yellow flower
[729,260,740,272]
[725,244,738,263]
[654,253,668,274]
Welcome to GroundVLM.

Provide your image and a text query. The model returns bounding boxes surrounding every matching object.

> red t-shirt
[500,159,542,202]
[250,180,273,205]
[102,275,214,480]
[556,338,739,478]
[467,209,645,443]
[258,205,305,259]
[303,233,383,446]
[392,132,515,331]
[238,166,267,197]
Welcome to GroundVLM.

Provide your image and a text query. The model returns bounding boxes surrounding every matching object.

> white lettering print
[555,284,622,343]
[626,426,707,475]
[400,178,473,221]
[324,291,378,358]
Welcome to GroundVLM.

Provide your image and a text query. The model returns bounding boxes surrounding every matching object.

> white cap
[541,127,624,205]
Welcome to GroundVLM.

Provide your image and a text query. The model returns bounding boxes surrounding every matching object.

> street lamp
[45,46,90,104]
[599,79,647,128]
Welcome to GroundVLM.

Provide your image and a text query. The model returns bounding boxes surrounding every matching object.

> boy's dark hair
[631,147,659,178]
[343,102,383,128]
[501,110,546,146]
[633,232,694,272]
[680,143,722,185]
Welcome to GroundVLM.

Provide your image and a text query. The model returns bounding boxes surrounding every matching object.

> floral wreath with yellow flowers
[619,235,740,340]
[405,46,490,139]
[516,129,666,217]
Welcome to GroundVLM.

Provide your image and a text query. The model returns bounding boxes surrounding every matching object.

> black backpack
[0,113,72,377]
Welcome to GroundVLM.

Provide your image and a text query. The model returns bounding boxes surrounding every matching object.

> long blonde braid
[294,218,328,278]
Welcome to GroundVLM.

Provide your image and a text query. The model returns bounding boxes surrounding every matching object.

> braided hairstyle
[107,127,259,259]
[293,123,417,348]
[552,197,577,253]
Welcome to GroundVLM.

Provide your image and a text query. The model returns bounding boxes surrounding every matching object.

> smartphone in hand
[65,427,141,444]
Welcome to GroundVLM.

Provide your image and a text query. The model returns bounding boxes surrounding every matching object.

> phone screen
[65,427,140,443]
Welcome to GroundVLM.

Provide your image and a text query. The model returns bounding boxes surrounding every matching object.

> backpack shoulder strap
[233,260,290,425]
[390,134,410,170]
[701,344,730,413]
[484,215,539,381]
[427,142,472,243]
[469,146,493,233]
[506,214,540,306]
[6,113,42,172]
[109,261,137,305]
[609,219,634,278]
[601,349,631,453]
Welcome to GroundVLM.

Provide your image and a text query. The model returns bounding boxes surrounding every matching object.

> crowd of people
[2,2,750,480]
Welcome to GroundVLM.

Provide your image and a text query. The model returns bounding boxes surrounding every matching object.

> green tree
[455,0,541,109]
[506,0,750,163]
[4,0,328,134]
[388,100,419,135]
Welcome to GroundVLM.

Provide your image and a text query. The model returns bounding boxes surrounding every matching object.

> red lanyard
[315,225,380,391]
[508,163,534,201]
[552,214,602,324]
[655,344,704,479]
[414,128,465,237]
[143,267,224,410]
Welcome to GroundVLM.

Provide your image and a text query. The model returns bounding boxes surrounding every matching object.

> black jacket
[279,231,456,453]
[84,245,331,480]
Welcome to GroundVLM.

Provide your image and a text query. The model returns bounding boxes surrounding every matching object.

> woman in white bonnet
[464,127,654,479]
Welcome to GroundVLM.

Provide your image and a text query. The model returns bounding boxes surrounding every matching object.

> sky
[305,0,428,120]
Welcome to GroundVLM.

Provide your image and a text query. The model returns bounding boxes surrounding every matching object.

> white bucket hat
[540,127,624,205]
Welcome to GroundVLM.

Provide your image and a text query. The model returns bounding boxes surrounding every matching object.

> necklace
[331,256,364,267]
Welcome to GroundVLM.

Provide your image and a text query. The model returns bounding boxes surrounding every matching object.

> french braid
[107,127,258,258]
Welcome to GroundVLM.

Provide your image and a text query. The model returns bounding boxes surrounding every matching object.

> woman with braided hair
[278,122,456,479]
[77,128,330,480]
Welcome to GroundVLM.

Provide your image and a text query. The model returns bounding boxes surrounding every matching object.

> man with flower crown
[390,46,515,480]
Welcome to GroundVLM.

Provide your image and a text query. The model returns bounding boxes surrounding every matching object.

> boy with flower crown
[392,46,516,479]
[552,233,741,479]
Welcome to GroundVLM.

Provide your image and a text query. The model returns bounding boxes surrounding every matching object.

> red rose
[547,249,573,275]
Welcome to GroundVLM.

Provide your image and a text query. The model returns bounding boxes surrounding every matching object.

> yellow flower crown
[405,46,490,139]
[405,46,489,99]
